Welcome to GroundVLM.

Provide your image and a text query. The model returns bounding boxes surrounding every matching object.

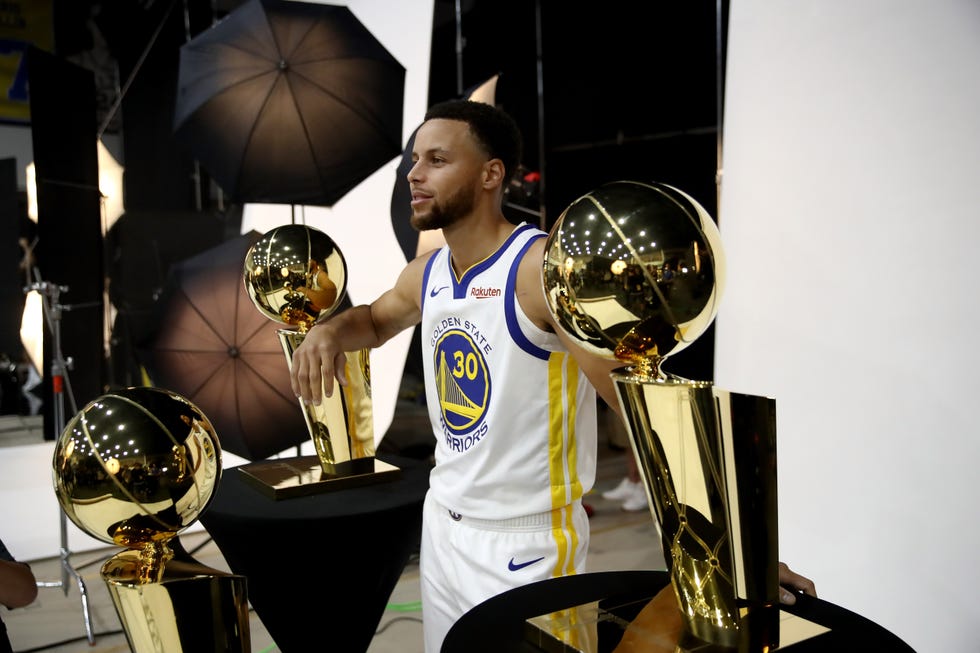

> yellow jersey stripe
[548,352,583,577]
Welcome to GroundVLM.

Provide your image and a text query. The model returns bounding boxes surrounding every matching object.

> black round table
[200,453,430,653]
[442,570,915,653]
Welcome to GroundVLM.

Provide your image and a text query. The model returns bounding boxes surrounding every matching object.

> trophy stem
[611,370,779,650]
[234,328,399,499]
[102,544,250,652]
[277,328,375,472]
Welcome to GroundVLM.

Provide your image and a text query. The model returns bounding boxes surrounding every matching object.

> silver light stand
[27,276,96,646]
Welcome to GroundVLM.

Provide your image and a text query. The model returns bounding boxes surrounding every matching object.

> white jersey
[420,223,597,520]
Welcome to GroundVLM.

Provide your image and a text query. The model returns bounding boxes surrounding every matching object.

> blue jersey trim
[505,232,550,360]
[421,249,441,310]
[453,223,538,299]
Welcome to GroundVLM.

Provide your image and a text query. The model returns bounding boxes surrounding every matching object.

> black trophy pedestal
[237,454,400,500]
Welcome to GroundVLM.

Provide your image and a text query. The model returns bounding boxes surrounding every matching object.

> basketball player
[289,100,815,652]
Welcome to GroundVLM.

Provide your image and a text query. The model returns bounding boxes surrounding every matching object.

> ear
[482,158,505,190]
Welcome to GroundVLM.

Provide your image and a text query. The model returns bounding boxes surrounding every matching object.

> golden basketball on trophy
[243,223,348,331]
[52,386,250,652]
[542,180,725,378]
[543,181,781,650]
[242,224,397,497]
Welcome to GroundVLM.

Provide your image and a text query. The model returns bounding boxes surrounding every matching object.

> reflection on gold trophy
[241,224,397,498]
[542,181,781,651]
[52,387,250,653]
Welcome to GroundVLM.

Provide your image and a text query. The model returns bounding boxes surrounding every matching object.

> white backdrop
[715,2,980,652]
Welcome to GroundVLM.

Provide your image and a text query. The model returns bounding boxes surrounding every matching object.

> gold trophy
[240,223,398,498]
[52,386,250,653]
[542,181,783,650]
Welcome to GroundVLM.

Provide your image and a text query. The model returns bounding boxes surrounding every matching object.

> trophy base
[237,455,400,500]
[524,596,830,652]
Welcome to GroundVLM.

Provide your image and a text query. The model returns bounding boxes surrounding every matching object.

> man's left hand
[778,561,817,605]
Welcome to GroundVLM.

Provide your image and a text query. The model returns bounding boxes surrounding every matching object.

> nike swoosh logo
[429,285,449,297]
[508,556,545,572]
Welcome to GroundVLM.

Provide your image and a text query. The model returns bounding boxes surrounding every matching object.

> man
[1,537,38,653]
[289,100,815,652]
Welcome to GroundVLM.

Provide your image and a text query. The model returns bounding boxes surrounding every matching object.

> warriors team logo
[433,329,491,434]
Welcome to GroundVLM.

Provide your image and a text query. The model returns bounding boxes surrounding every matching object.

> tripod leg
[62,556,96,645]
[35,552,98,646]
[31,281,98,646]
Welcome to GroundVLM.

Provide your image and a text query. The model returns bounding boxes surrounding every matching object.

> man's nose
[407,160,423,182]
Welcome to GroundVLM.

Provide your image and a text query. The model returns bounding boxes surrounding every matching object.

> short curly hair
[423,100,523,184]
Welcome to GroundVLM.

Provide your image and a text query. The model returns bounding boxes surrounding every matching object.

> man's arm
[289,253,429,405]
[516,238,626,415]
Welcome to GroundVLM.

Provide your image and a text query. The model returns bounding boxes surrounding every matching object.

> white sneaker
[621,481,649,512]
[601,477,639,501]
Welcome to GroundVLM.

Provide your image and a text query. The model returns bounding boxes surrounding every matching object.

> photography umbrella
[145,230,309,460]
[174,0,405,205]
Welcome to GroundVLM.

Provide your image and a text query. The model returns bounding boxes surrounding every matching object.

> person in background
[289,99,816,652]
[0,537,38,653]
[599,402,650,512]
[602,453,649,512]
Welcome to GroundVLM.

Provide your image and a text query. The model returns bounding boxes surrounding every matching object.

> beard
[410,184,475,232]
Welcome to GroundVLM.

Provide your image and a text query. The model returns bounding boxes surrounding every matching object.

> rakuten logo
[469,286,501,299]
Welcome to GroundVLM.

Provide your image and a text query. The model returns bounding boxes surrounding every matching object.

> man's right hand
[289,323,348,406]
